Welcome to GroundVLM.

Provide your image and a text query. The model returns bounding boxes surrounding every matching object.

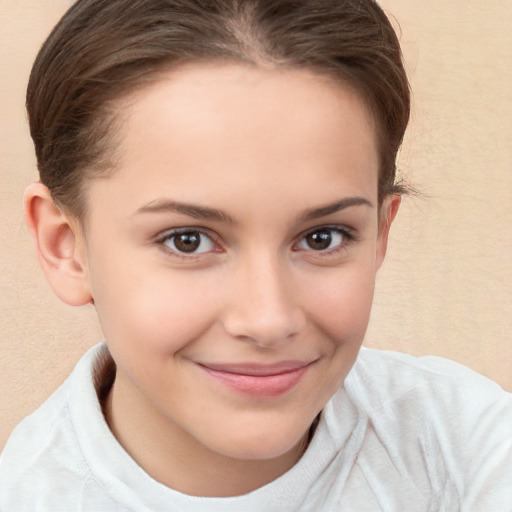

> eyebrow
[135,199,236,223]
[135,196,372,223]
[299,196,373,222]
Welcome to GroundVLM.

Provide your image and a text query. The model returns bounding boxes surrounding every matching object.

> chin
[210,422,308,461]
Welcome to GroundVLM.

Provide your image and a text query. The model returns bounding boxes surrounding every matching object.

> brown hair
[27,0,410,217]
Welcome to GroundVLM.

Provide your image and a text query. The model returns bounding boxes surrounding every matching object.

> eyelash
[154,225,356,259]
[154,228,221,259]
[294,225,356,255]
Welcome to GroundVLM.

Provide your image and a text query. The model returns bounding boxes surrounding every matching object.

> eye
[160,230,216,254]
[296,227,351,252]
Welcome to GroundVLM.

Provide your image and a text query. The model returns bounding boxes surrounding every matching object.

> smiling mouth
[197,361,314,396]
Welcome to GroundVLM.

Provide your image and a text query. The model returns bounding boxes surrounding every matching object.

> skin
[25,64,399,497]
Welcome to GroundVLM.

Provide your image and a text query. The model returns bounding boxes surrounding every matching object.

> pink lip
[197,361,313,397]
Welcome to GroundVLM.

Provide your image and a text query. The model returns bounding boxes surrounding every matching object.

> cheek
[304,261,376,346]
[89,252,222,356]
[293,262,377,410]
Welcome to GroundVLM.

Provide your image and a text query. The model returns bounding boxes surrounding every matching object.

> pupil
[174,232,200,253]
[307,230,332,250]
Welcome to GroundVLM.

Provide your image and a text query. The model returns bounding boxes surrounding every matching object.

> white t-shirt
[1,343,511,511]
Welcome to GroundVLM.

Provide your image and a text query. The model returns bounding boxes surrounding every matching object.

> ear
[24,182,92,306]
[375,194,400,270]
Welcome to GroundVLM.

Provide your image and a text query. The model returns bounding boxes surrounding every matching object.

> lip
[197,361,314,397]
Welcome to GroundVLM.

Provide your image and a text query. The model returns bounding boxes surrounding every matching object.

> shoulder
[348,346,511,414]
[340,347,512,509]
[346,346,512,442]
[0,343,118,511]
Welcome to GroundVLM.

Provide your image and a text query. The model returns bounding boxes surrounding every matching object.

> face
[75,64,395,464]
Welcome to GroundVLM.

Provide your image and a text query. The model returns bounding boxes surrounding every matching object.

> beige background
[1,0,511,451]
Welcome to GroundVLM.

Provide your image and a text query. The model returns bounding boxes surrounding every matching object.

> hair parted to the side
[27,0,410,218]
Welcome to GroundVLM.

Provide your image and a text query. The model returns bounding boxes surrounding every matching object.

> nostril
[223,306,305,348]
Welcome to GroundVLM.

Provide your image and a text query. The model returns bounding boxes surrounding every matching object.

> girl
[1,1,510,510]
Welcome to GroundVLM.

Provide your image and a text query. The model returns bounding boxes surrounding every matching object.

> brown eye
[305,230,333,250]
[296,227,347,252]
[163,230,215,254]
[174,232,201,252]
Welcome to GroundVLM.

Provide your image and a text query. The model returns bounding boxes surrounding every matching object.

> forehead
[89,64,379,216]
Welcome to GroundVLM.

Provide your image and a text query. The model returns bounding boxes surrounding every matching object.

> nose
[222,253,306,348]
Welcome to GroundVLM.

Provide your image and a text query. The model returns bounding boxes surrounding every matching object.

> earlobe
[24,182,92,306]
[375,194,400,270]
